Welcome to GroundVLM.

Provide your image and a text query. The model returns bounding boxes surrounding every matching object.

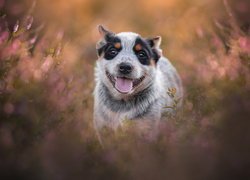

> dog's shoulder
[157,57,177,74]
[157,56,183,105]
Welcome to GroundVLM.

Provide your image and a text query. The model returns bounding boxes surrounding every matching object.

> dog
[93,25,183,139]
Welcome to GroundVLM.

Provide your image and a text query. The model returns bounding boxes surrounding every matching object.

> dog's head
[96,25,162,98]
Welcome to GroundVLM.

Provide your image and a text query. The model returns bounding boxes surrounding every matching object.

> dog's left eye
[138,51,147,59]
[137,50,149,65]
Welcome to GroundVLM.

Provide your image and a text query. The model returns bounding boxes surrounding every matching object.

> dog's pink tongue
[115,77,133,93]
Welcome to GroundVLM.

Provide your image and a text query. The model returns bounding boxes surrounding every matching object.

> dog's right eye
[105,47,118,59]
[109,48,118,55]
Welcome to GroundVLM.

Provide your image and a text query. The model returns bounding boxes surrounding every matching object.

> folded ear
[146,36,163,59]
[147,36,161,49]
[96,25,115,57]
[98,25,115,38]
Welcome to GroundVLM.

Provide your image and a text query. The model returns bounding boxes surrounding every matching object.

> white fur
[93,31,183,135]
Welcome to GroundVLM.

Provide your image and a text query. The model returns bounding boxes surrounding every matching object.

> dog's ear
[98,25,113,37]
[96,25,116,57]
[147,36,161,49]
[146,36,163,62]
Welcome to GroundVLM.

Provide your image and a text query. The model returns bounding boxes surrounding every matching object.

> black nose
[119,63,133,74]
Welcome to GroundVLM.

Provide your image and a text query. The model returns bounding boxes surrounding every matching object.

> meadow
[0,0,250,179]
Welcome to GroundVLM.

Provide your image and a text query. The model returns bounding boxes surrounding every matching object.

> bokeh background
[0,0,250,179]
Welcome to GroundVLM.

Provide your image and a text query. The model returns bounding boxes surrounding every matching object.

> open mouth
[106,71,145,94]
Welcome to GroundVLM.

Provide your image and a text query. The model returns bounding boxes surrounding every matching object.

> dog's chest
[103,108,136,128]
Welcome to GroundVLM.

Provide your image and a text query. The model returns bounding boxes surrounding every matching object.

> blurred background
[0,0,250,179]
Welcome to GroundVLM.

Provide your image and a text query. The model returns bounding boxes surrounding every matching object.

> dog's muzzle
[106,69,145,94]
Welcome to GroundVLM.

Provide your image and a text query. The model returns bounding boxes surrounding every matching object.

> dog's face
[96,25,162,99]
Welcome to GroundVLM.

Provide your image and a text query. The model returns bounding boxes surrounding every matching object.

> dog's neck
[98,82,158,113]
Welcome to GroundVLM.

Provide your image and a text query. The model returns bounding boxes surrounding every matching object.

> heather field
[0,0,250,179]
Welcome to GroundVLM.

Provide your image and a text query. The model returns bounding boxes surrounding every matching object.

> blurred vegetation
[0,0,250,179]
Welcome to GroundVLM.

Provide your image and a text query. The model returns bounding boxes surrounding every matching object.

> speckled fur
[93,27,183,137]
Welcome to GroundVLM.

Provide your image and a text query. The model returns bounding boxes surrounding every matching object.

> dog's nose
[119,63,133,74]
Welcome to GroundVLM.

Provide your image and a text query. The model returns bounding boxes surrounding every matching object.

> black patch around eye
[105,33,117,42]
[104,46,120,60]
[133,37,153,65]
[146,39,161,63]
[137,50,149,65]
[97,35,122,59]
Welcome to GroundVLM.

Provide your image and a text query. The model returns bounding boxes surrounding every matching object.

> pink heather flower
[212,37,222,48]
[13,20,19,33]
[41,56,53,73]
[0,31,9,44]
[196,27,204,38]
[33,70,42,81]
[3,102,14,114]
[11,39,21,51]
[238,37,250,53]
[0,0,5,8]
[24,16,33,30]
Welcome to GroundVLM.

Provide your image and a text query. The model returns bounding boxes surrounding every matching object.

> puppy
[93,25,183,138]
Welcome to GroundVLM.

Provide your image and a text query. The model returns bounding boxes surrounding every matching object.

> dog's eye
[107,48,118,56]
[138,51,147,59]
[104,47,119,60]
[104,46,121,60]
[137,50,149,65]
